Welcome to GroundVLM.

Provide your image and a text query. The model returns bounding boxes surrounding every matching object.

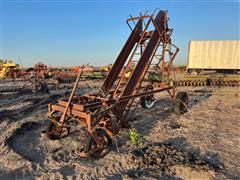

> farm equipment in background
[0,60,18,78]
[0,61,50,97]
[0,76,49,98]
[16,62,50,79]
[43,10,188,158]
[177,40,240,87]
[177,74,240,87]
[0,59,109,84]
[51,64,107,83]
[174,64,186,73]
[100,64,112,72]
[33,62,49,79]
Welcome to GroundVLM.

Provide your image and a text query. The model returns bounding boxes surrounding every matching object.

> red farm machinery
[42,10,188,158]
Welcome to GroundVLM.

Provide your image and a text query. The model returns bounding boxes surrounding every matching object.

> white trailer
[187,40,240,75]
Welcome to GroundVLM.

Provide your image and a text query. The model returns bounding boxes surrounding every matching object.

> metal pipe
[59,67,83,124]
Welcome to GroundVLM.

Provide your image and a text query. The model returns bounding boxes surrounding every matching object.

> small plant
[128,128,141,146]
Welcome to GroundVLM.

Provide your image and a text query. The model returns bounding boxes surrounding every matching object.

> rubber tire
[42,121,60,140]
[43,119,70,140]
[140,95,155,109]
[174,92,188,115]
[84,129,112,159]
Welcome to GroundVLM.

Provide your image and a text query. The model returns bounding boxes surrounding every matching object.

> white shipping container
[187,40,240,70]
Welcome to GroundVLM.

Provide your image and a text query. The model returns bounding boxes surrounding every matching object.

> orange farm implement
[43,10,188,158]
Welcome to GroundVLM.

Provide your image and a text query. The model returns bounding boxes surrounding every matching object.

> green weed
[128,128,141,146]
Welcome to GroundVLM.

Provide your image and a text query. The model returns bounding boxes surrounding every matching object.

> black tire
[84,129,112,159]
[140,95,155,109]
[42,118,70,140]
[174,92,188,115]
[46,121,61,140]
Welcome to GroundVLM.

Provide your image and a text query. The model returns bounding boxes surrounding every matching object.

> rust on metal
[43,10,186,158]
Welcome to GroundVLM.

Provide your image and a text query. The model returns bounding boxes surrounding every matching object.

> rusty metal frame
[46,10,180,157]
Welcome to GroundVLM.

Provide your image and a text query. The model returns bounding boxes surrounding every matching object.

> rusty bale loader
[42,10,188,158]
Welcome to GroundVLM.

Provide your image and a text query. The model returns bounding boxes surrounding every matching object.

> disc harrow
[177,75,240,87]
[55,76,77,84]
[53,72,105,84]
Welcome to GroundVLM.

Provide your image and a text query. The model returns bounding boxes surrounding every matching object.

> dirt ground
[0,79,239,179]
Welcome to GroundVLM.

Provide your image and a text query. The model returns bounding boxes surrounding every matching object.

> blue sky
[0,0,239,66]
